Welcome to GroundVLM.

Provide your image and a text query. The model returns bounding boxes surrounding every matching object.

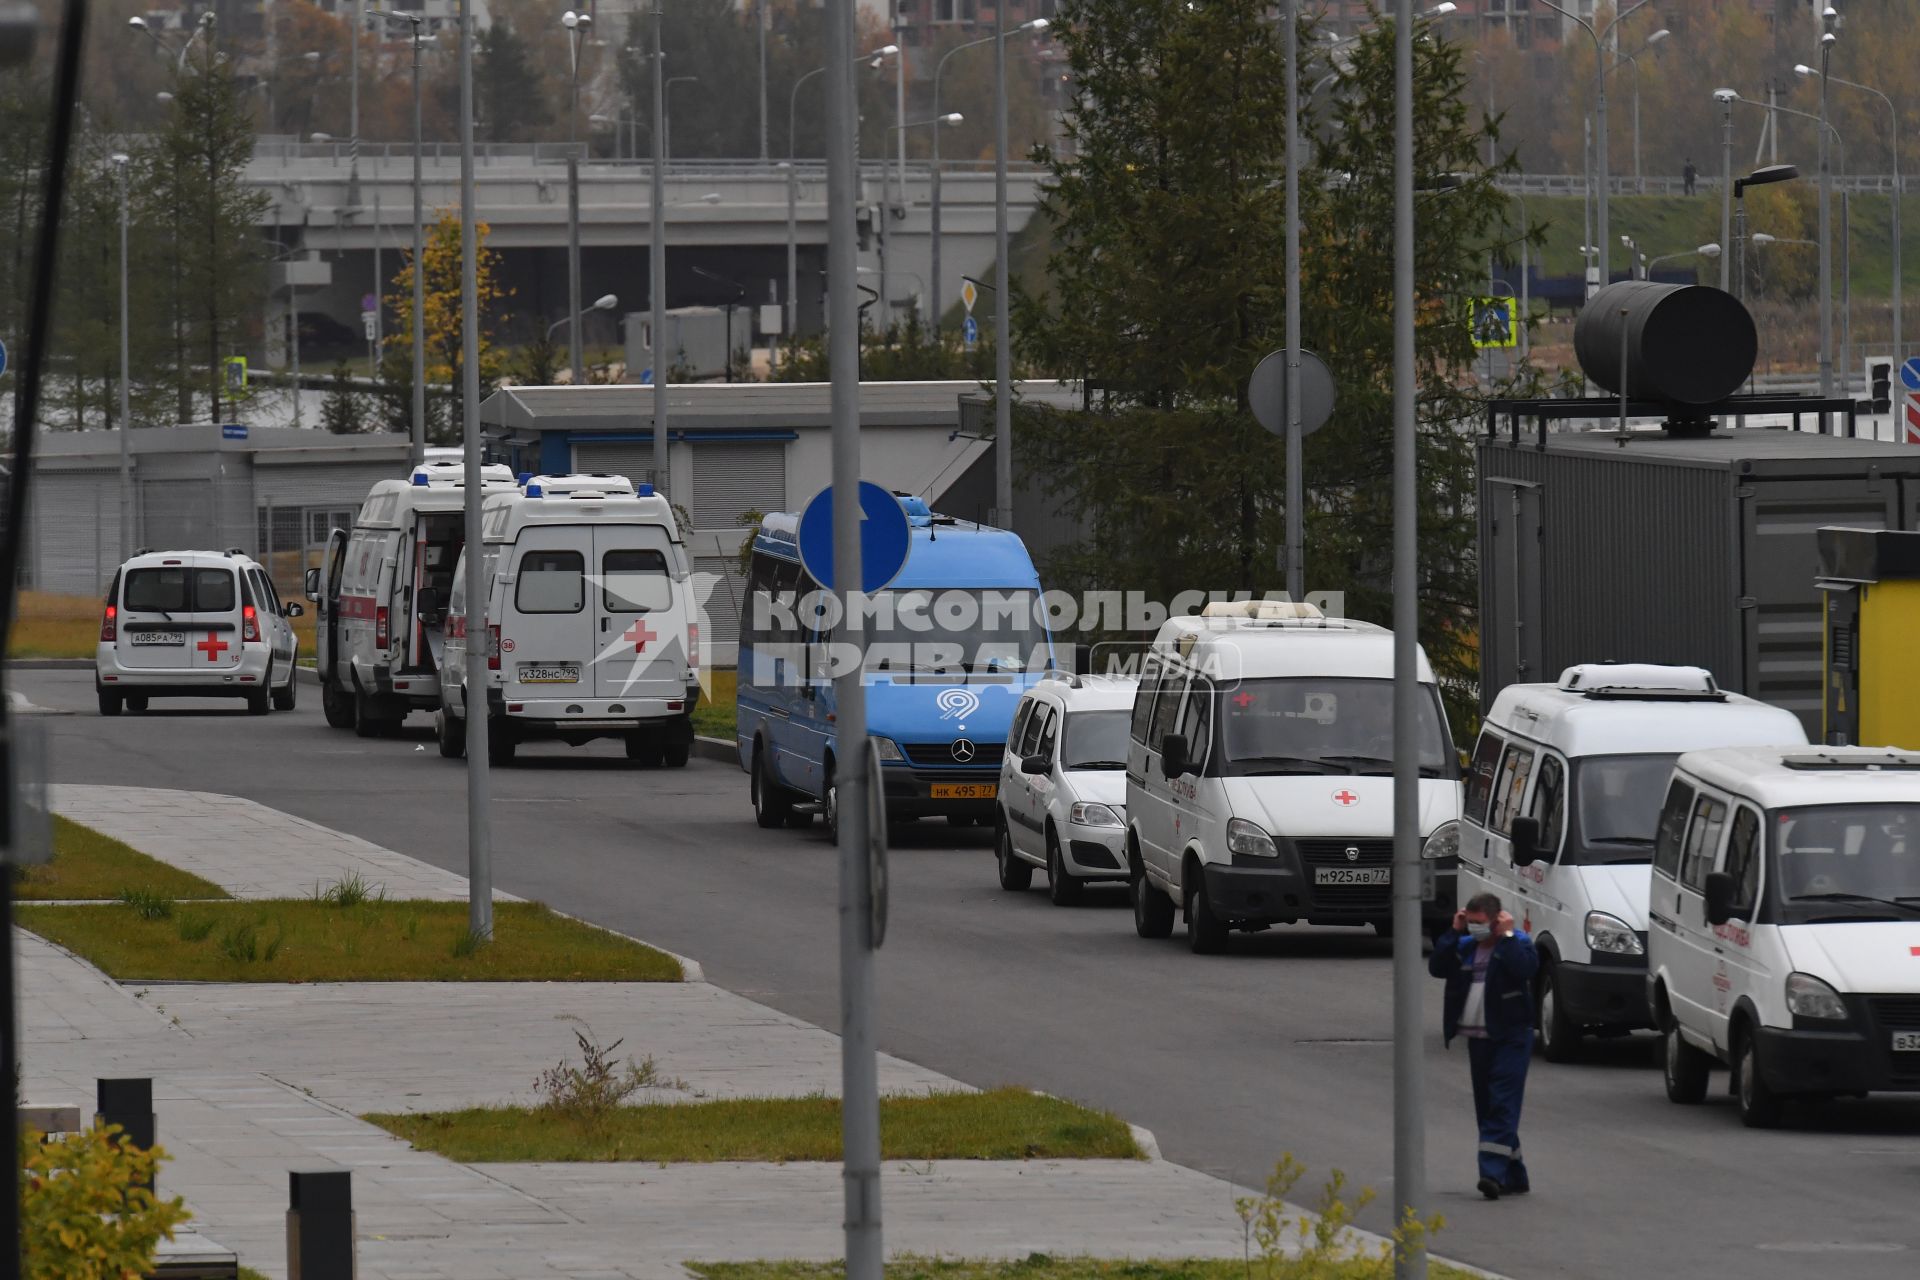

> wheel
[1046,831,1083,906]
[353,691,385,737]
[626,735,664,766]
[272,668,297,711]
[1131,860,1175,939]
[486,717,516,767]
[321,681,356,729]
[1537,960,1585,1063]
[752,750,794,829]
[996,816,1033,891]
[1663,1019,1712,1105]
[1185,873,1229,954]
[1734,1027,1784,1128]
[124,695,148,714]
[662,738,691,768]
[246,684,271,716]
[822,762,840,844]
[436,709,466,759]
[97,688,122,717]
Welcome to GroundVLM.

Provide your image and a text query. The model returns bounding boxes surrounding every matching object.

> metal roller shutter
[32,471,124,596]
[692,555,747,658]
[570,443,660,490]
[691,442,785,531]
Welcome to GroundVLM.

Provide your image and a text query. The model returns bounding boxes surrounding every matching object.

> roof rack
[1200,600,1324,621]
[1558,662,1724,701]
[1781,750,1920,772]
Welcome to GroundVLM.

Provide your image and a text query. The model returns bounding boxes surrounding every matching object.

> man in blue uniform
[1429,891,1539,1200]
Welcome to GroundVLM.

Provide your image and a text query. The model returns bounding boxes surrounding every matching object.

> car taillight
[487,624,501,671]
[687,623,699,670]
[375,605,390,649]
[242,604,261,643]
[100,605,116,643]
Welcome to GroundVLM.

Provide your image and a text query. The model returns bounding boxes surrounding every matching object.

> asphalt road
[16,668,1920,1278]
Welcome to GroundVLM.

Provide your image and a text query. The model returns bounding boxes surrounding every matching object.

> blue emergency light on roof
[525,482,545,498]
[516,471,532,485]
[411,470,429,486]
[638,483,655,497]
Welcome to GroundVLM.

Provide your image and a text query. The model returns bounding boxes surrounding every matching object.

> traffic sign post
[0,337,9,378]
[1469,296,1518,349]
[962,315,979,349]
[960,278,978,315]
[1249,348,1337,439]
[798,481,911,593]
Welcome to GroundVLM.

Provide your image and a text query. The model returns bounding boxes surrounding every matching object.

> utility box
[625,307,753,382]
[1816,526,1920,749]
[1478,426,1920,738]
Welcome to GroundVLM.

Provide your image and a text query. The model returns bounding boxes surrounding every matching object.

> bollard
[96,1078,155,1189]
[286,1169,356,1280]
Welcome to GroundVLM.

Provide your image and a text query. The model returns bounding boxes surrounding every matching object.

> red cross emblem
[622,619,657,654]
[1233,691,1255,708]
[196,632,228,663]
[1910,947,1920,957]
[1332,788,1359,807]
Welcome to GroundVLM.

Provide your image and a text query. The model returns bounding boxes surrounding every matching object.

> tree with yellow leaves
[379,210,511,444]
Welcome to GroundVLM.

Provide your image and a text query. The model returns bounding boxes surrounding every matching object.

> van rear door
[593,524,686,701]
[117,560,197,670]
[180,559,242,675]
[504,530,593,696]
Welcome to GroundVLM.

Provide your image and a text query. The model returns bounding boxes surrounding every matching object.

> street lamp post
[789,46,901,346]
[1715,89,1736,291]
[1817,12,1837,397]
[1647,243,1721,277]
[867,44,901,331]
[650,0,667,495]
[1732,166,1800,303]
[1603,29,1669,195]
[1800,61,1901,378]
[113,152,132,559]
[370,8,425,465]
[1283,0,1303,601]
[1540,0,1652,289]
[547,293,619,343]
[563,10,594,387]
[894,112,963,329]
[348,0,362,208]
[930,19,1047,338]
[994,6,1011,525]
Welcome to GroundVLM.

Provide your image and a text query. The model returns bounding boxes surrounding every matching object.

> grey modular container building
[1478,426,1920,737]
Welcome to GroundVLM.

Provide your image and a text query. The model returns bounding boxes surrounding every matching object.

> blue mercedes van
[736,494,1054,836]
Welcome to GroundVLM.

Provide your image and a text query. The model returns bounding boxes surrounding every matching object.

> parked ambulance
[438,474,700,766]
[306,460,517,736]
[1651,746,1920,1127]
[1461,664,1807,1061]
[1125,602,1463,953]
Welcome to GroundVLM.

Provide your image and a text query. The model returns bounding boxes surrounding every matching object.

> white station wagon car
[995,673,1138,904]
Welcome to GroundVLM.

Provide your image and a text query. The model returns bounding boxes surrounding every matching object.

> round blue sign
[798,482,912,594]
[0,338,9,379]
[1902,356,1920,392]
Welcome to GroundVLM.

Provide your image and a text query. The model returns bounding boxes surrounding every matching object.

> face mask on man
[1466,921,1492,941]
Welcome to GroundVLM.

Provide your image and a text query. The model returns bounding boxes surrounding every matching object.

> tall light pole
[758,0,769,161]
[1603,28,1669,195]
[650,0,667,494]
[788,65,827,343]
[993,3,1012,525]
[113,153,132,560]
[348,0,362,208]
[930,19,1048,339]
[457,0,493,943]
[1817,12,1837,397]
[1647,243,1721,277]
[372,8,425,465]
[1540,0,1652,289]
[866,43,901,331]
[1283,0,1303,602]
[563,10,594,387]
[1801,60,1900,374]
[1716,89,1736,291]
[893,112,963,327]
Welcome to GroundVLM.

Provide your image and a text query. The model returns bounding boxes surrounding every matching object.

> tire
[1046,831,1083,906]
[996,816,1034,891]
[124,695,149,714]
[1185,871,1229,955]
[823,770,840,844]
[245,684,271,716]
[662,738,691,768]
[321,681,356,729]
[486,719,517,767]
[272,668,297,712]
[1537,960,1585,1063]
[752,750,794,829]
[436,710,466,759]
[1131,851,1175,940]
[626,735,664,766]
[1663,1019,1712,1105]
[1734,1027,1784,1128]
[97,688,122,717]
[353,691,384,738]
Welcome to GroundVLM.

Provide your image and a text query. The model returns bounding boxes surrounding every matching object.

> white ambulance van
[1651,746,1920,1127]
[1461,664,1808,1061]
[306,460,517,737]
[438,474,700,766]
[1125,603,1463,953]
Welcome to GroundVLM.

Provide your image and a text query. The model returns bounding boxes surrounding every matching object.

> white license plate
[1315,867,1390,886]
[1894,1031,1920,1053]
[518,664,580,684]
[130,631,184,646]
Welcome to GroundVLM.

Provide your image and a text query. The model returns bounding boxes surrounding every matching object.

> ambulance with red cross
[436,473,700,767]
[306,460,517,737]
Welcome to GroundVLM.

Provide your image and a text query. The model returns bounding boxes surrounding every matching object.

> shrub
[534,1027,680,1131]
[20,1123,190,1280]
[118,889,173,920]
[1235,1154,1444,1278]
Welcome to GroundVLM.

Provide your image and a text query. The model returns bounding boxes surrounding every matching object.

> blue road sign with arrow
[963,315,979,348]
[0,338,9,378]
[1902,357,1920,392]
[798,482,911,594]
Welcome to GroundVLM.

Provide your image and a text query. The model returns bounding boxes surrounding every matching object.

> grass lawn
[8,589,318,661]
[367,1088,1139,1163]
[14,899,683,983]
[11,816,228,902]
[688,1258,1478,1280]
[694,667,736,740]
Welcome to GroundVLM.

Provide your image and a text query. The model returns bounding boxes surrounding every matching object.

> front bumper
[880,765,999,819]
[1202,858,1455,929]
[1061,824,1126,878]
[1755,1022,1920,1096]
[1556,956,1652,1029]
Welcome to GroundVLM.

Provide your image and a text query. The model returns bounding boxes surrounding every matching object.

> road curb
[1126,1122,1162,1161]
[694,733,735,765]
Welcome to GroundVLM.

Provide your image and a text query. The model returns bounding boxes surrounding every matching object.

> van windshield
[1217,678,1454,778]
[1061,710,1129,771]
[860,588,1047,678]
[1772,804,1920,920]
[1568,753,1679,865]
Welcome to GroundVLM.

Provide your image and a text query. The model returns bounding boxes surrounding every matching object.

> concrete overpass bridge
[248,141,1047,358]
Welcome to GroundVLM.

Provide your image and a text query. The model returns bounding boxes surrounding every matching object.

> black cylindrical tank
[1573,281,1757,407]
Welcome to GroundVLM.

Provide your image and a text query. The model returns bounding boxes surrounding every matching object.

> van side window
[1487,744,1535,837]
[1721,806,1763,916]
[193,569,236,613]
[1176,676,1213,771]
[1035,705,1060,762]
[603,549,671,612]
[1130,660,1161,744]
[1149,669,1187,750]
[1008,702,1034,757]
[1020,704,1052,758]
[515,550,585,614]
[1653,780,1695,880]
[1530,753,1567,855]
[1464,731,1505,825]
[1681,794,1729,892]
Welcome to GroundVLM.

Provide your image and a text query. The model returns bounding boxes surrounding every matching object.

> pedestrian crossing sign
[1469,297,1517,349]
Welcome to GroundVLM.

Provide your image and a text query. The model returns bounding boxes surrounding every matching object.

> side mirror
[1020,754,1050,776]
[415,586,440,616]
[1704,871,1736,927]
[1509,815,1542,867]
[303,567,320,601]
[283,602,305,618]
[1159,732,1189,780]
